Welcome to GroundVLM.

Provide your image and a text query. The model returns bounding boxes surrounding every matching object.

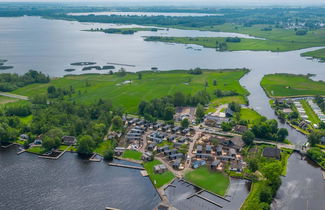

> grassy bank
[184,166,230,196]
[121,150,142,161]
[143,159,175,188]
[94,140,113,156]
[240,108,263,125]
[12,69,249,113]
[301,48,325,62]
[301,100,320,124]
[261,73,325,97]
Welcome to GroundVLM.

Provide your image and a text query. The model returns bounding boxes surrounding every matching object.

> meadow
[240,108,263,125]
[12,69,249,113]
[184,166,230,196]
[260,73,325,97]
[301,48,325,62]
[143,159,175,188]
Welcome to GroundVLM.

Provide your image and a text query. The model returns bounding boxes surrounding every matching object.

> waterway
[0,15,325,210]
[0,146,160,210]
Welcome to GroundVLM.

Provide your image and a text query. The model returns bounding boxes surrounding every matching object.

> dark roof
[233,125,248,133]
[230,136,245,148]
[263,147,281,159]
[211,160,220,166]
[197,145,202,151]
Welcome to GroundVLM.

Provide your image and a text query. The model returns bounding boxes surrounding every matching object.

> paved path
[0,91,29,100]
[254,140,308,154]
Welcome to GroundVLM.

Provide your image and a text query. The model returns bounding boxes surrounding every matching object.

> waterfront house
[62,136,77,145]
[225,108,234,117]
[154,164,167,174]
[262,147,281,160]
[34,139,42,145]
[20,134,29,140]
[142,151,154,161]
[114,147,125,156]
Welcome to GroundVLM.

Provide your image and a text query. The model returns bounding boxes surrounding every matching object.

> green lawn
[261,73,325,97]
[211,95,247,106]
[0,95,19,104]
[241,181,266,210]
[19,115,33,125]
[301,48,325,62]
[184,166,230,196]
[12,69,249,113]
[58,145,77,152]
[121,150,142,161]
[27,146,46,155]
[240,108,263,124]
[143,159,175,188]
[94,140,113,156]
[301,100,320,124]
[14,140,26,145]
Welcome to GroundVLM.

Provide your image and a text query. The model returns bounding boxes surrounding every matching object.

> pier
[38,146,70,160]
[108,163,144,170]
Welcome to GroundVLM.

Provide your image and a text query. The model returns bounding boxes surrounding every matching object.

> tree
[243,130,255,145]
[308,130,322,146]
[174,92,185,106]
[164,105,175,121]
[112,116,123,131]
[259,187,272,203]
[104,148,114,161]
[276,128,288,142]
[262,162,282,182]
[181,118,189,128]
[221,122,232,131]
[42,128,63,151]
[77,135,95,156]
[213,80,217,86]
[196,104,205,122]
[137,72,142,80]
[248,158,258,172]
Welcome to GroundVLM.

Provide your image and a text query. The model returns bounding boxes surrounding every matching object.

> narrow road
[0,91,29,100]
[254,140,308,152]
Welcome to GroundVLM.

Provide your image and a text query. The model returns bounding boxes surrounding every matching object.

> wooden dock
[89,153,102,162]
[17,149,26,155]
[140,170,148,177]
[196,194,223,208]
[38,146,70,160]
[322,171,325,180]
[108,163,144,170]
[105,207,120,210]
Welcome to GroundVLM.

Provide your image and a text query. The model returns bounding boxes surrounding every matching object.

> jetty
[105,207,120,210]
[108,163,144,170]
[17,149,26,155]
[107,62,136,67]
[38,146,70,160]
[89,153,101,162]
[322,171,325,180]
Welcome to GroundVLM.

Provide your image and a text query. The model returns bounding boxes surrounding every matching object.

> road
[254,140,308,153]
[0,91,29,100]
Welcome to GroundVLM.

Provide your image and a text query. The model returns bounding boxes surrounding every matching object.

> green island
[184,166,230,196]
[86,27,160,34]
[261,73,325,98]
[12,69,249,113]
[301,48,325,62]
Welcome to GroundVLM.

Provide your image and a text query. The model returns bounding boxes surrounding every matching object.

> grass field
[12,70,249,113]
[240,181,265,210]
[301,48,325,62]
[143,159,175,188]
[184,166,230,196]
[240,108,263,124]
[19,115,33,125]
[0,96,19,104]
[301,100,320,124]
[94,140,113,156]
[26,146,46,155]
[121,150,142,160]
[261,73,325,97]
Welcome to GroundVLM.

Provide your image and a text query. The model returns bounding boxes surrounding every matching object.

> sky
[1,0,325,6]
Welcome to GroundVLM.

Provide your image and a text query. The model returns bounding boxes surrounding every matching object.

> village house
[62,136,77,145]
[169,153,183,160]
[216,146,223,156]
[204,115,230,128]
[114,147,125,156]
[233,125,248,134]
[230,161,243,172]
[229,148,236,157]
[196,145,203,153]
[154,164,167,174]
[211,160,221,170]
[192,160,206,169]
[195,153,213,161]
[263,147,281,160]
[173,159,181,169]
[147,143,157,151]
[157,145,169,153]
[142,151,154,161]
[164,149,177,156]
[205,145,212,153]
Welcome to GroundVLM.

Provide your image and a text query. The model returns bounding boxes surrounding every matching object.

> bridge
[254,140,308,155]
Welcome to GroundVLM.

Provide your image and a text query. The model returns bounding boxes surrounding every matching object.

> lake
[0,15,325,210]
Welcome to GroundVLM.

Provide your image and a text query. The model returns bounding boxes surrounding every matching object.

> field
[26,146,46,155]
[12,70,249,113]
[184,166,230,196]
[0,95,19,104]
[121,150,142,161]
[240,108,263,124]
[143,159,175,188]
[301,48,325,62]
[240,181,265,210]
[153,24,325,52]
[261,73,325,97]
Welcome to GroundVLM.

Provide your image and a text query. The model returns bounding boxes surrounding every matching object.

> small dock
[17,149,26,155]
[140,170,148,176]
[89,153,101,162]
[105,207,120,210]
[195,194,223,208]
[322,171,325,180]
[108,163,144,170]
[38,146,70,160]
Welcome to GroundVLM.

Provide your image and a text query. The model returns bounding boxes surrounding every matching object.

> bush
[104,149,114,161]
